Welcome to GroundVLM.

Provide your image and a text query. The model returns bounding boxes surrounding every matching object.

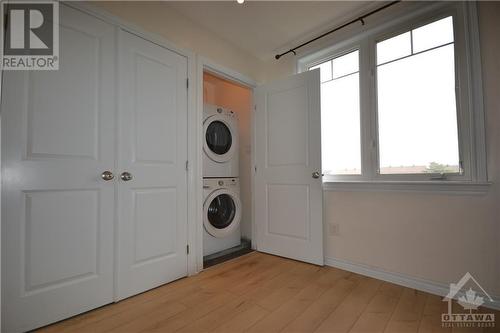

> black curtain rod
[275,1,401,60]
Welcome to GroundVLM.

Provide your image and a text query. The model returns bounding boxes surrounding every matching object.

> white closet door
[117,30,188,300]
[1,5,116,332]
[254,69,324,265]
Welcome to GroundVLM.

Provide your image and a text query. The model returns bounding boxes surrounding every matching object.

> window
[299,2,487,188]
[311,50,361,175]
[376,17,459,175]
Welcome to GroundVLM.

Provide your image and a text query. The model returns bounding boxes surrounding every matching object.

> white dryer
[203,178,241,256]
[203,104,239,178]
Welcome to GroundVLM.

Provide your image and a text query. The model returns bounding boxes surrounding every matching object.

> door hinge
[254,165,257,173]
[185,160,189,171]
[186,245,190,254]
[186,78,189,89]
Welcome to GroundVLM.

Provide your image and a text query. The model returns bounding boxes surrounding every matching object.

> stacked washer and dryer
[203,104,242,256]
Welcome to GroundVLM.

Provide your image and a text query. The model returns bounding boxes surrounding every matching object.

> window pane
[310,61,332,83]
[321,73,361,175]
[413,16,454,53]
[377,32,411,65]
[377,44,459,174]
[331,50,359,79]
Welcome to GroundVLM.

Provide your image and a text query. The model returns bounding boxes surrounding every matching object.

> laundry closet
[201,72,253,266]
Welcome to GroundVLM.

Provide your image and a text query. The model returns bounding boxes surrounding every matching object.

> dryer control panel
[203,178,239,190]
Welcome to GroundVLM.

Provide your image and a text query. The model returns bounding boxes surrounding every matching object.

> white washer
[203,178,241,256]
[203,104,239,178]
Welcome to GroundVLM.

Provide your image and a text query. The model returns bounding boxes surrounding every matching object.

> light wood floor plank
[176,298,259,333]
[212,303,269,333]
[418,294,452,333]
[282,271,355,333]
[176,260,301,332]
[314,275,383,333]
[349,282,404,333]
[39,253,499,333]
[384,288,427,333]
[246,267,349,333]
[253,264,321,311]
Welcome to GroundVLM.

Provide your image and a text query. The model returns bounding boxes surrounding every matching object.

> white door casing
[1,5,116,332]
[116,30,188,300]
[254,69,323,266]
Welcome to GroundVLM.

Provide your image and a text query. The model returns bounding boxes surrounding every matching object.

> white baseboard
[325,257,500,311]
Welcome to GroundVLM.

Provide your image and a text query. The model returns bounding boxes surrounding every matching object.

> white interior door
[117,30,188,300]
[254,69,323,265]
[1,5,116,332]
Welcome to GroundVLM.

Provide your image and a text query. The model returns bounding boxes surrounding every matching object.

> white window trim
[298,1,489,194]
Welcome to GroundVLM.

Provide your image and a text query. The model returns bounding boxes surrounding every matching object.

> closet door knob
[120,171,133,181]
[101,171,114,181]
[312,171,321,179]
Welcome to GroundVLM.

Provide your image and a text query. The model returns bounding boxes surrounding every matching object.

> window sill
[322,180,492,195]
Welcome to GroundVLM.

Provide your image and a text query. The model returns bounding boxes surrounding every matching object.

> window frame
[297,1,488,192]
[307,45,365,181]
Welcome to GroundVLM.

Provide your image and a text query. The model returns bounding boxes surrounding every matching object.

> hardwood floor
[39,252,499,333]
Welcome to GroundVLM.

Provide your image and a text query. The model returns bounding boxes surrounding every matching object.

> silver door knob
[120,172,133,181]
[101,171,114,181]
[312,171,321,179]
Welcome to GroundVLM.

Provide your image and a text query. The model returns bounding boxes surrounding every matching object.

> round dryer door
[203,189,241,238]
[203,115,235,163]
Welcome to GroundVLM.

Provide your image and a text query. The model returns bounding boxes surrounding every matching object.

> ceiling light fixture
[237,0,244,4]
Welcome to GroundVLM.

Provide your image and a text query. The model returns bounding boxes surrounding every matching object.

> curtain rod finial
[275,54,281,60]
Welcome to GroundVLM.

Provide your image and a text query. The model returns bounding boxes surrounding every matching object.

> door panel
[267,85,309,167]
[267,184,310,240]
[134,54,178,164]
[117,30,188,300]
[133,188,178,264]
[255,70,323,265]
[24,190,99,291]
[27,25,100,159]
[2,5,116,332]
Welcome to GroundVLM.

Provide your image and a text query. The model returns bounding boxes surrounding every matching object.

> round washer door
[203,189,241,238]
[203,115,235,163]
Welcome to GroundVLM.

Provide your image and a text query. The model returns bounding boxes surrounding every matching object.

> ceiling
[167,1,375,61]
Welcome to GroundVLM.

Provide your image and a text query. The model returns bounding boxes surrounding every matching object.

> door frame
[195,57,256,271]
[60,2,198,281]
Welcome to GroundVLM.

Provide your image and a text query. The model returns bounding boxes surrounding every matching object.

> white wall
[93,1,267,82]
